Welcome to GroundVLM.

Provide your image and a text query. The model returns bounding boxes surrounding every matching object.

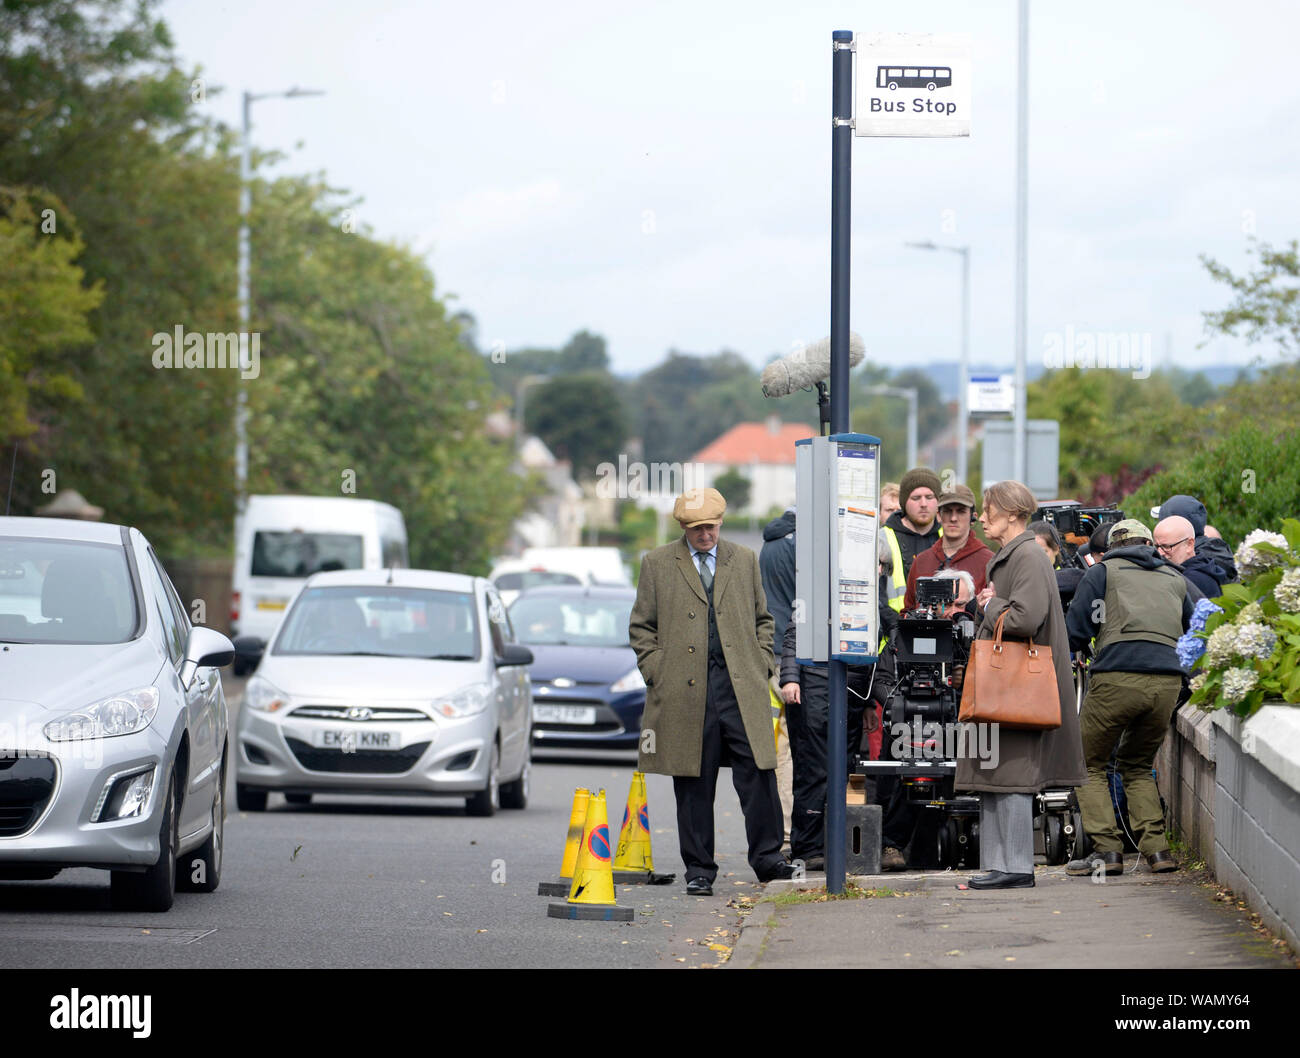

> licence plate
[311,728,402,750]
[256,597,288,611]
[533,704,596,725]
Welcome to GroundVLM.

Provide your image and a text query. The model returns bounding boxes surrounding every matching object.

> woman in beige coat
[957,480,1086,889]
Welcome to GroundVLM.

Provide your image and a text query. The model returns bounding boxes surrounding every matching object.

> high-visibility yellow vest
[883,527,906,613]
[883,522,943,613]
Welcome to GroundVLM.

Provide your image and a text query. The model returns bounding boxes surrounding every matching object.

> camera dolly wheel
[1043,812,1066,865]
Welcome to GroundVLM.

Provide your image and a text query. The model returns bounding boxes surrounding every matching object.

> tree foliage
[1201,239,1300,356]
[1122,421,1300,548]
[524,371,626,481]
[0,0,528,570]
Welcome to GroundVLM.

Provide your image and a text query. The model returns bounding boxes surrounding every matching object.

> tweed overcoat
[954,530,1087,794]
[630,535,777,777]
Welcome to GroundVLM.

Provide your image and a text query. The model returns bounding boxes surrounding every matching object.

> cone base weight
[547,902,634,921]
[612,870,650,884]
[537,880,571,896]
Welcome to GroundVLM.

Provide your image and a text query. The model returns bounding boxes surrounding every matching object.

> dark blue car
[508,586,643,754]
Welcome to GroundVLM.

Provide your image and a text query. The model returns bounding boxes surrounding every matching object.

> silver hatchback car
[233,569,533,815]
[0,517,234,911]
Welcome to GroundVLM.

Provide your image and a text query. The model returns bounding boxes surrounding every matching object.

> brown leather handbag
[958,612,1062,731]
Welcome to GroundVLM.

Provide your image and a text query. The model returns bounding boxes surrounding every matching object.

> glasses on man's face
[1155,538,1191,554]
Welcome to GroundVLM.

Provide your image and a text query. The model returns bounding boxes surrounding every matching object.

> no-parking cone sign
[546,789,632,921]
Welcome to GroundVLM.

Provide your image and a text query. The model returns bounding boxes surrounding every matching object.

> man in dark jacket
[1154,514,1230,599]
[1157,494,1237,583]
[778,538,896,871]
[1065,519,1195,876]
[759,507,797,640]
[759,506,797,844]
[881,467,942,613]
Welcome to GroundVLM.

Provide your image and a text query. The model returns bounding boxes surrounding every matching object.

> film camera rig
[1033,500,1125,569]
[856,576,982,869]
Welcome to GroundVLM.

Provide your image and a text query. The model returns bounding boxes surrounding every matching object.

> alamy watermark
[594,456,704,501]
[1042,325,1151,380]
[151,326,261,379]
[888,717,1000,769]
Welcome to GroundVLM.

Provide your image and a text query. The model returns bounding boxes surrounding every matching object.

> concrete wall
[1159,703,1300,952]
[1156,705,1216,862]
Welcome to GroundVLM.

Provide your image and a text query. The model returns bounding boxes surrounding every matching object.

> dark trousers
[673,660,785,882]
[785,670,869,860]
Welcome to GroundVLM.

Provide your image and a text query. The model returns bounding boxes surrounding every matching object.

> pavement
[728,855,1298,969]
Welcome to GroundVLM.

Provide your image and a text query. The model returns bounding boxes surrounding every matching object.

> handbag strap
[993,610,1041,655]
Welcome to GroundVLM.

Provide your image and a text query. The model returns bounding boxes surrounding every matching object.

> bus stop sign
[854,32,971,138]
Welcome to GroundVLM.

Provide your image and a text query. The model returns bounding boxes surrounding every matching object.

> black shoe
[686,877,713,896]
[966,870,1035,889]
[759,861,796,883]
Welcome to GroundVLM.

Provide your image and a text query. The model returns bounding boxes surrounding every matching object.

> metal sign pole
[826,28,854,896]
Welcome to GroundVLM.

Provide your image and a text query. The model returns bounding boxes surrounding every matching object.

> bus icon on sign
[876,66,953,91]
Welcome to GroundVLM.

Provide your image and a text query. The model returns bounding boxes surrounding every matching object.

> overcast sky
[164,0,1300,379]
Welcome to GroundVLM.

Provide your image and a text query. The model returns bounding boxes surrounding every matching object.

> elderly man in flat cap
[629,486,795,895]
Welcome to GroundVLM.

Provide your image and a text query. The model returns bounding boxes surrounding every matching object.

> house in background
[691,415,816,517]
[486,410,587,553]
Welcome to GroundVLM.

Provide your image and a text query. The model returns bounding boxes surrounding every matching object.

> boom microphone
[761,333,866,398]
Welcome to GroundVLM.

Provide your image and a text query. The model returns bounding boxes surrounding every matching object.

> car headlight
[610,666,646,693]
[433,683,492,718]
[244,675,290,713]
[43,687,159,741]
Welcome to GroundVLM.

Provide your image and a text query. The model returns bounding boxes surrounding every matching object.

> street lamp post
[865,385,918,469]
[235,86,325,519]
[906,240,971,484]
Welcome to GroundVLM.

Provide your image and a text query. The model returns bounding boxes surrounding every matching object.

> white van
[231,496,408,653]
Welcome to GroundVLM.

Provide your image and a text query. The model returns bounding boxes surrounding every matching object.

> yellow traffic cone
[547,789,633,921]
[613,772,655,882]
[538,787,589,896]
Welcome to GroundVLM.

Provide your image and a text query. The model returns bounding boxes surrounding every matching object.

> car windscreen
[0,537,137,644]
[251,531,364,578]
[494,570,582,592]
[273,585,481,660]
[508,594,633,647]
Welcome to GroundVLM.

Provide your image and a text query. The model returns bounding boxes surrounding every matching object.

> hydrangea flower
[1188,672,1207,693]
[1204,624,1239,667]
[1235,529,1290,577]
[1176,631,1206,669]
[1233,621,1277,661]
[1235,601,1264,626]
[1275,567,1300,612]
[1189,597,1223,633]
[1220,666,1258,704]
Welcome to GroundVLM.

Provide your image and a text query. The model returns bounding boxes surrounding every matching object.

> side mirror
[180,626,236,690]
[496,643,534,667]
[232,634,266,674]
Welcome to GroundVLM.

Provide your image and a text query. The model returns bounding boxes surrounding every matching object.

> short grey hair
[931,567,975,601]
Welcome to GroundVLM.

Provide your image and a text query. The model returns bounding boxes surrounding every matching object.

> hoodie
[883,509,941,583]
[759,510,797,640]
[903,532,993,610]
[1067,544,1195,674]
[1179,552,1231,598]
[1158,494,1238,581]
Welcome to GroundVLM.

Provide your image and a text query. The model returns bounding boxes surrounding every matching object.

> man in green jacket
[629,487,794,896]
[1065,519,1195,876]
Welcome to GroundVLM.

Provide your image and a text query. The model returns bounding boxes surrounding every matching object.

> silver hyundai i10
[0,517,234,911]
[232,569,533,816]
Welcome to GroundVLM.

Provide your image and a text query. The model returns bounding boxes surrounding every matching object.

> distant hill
[915,362,1257,403]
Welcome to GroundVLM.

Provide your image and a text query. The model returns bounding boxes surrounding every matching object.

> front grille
[284,738,430,775]
[289,706,430,722]
[0,754,58,837]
